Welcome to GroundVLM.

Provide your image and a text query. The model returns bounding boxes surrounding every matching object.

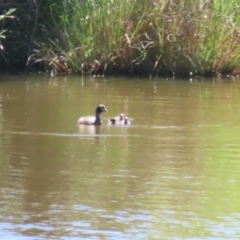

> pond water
[0,74,240,239]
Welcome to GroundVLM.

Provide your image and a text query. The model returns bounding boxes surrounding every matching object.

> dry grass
[2,0,240,77]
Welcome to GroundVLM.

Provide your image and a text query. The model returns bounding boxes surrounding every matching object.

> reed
[3,0,240,76]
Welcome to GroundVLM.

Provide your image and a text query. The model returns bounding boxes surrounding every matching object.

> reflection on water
[0,75,240,239]
[78,124,101,135]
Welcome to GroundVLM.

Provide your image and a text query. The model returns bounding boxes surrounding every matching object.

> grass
[2,0,240,77]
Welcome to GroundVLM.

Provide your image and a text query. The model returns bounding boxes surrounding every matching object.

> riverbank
[1,0,240,77]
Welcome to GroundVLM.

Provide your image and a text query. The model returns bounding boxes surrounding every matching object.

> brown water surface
[0,74,240,239]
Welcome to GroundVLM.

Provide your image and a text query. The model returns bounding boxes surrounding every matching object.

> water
[0,74,240,239]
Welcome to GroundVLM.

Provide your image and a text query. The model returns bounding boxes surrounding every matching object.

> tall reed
[21,0,240,76]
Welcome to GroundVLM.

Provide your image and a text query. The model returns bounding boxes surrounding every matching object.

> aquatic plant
[2,0,240,77]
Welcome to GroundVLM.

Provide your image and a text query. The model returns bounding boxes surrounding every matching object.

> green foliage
[2,0,240,76]
[0,8,16,50]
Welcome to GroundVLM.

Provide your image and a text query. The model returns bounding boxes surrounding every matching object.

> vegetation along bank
[1,0,240,77]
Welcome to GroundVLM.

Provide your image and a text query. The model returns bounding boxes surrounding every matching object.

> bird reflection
[77,124,101,135]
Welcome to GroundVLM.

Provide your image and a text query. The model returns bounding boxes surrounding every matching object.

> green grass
[2,0,240,77]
